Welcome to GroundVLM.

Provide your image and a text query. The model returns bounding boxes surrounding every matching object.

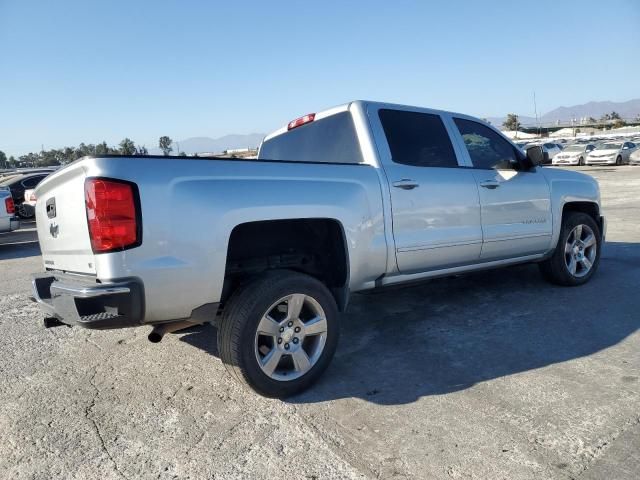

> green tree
[136,145,149,155]
[0,150,7,169]
[612,119,626,129]
[7,156,18,168]
[40,149,62,166]
[609,111,621,120]
[19,152,39,167]
[95,141,110,155]
[502,113,520,131]
[75,142,95,159]
[159,136,173,156]
[179,151,187,157]
[61,147,75,163]
[587,116,597,124]
[119,138,136,155]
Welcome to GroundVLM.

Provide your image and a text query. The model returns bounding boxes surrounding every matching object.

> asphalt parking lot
[1,166,639,480]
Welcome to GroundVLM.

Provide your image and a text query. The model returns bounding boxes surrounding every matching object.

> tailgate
[35,163,96,275]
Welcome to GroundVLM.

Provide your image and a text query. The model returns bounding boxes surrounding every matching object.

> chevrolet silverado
[31,101,605,397]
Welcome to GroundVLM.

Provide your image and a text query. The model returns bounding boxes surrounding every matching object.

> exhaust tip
[148,320,199,343]
[148,331,163,343]
[43,317,66,328]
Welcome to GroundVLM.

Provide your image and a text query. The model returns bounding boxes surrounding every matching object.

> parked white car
[629,147,640,165]
[552,144,596,166]
[0,189,19,233]
[527,142,562,164]
[543,143,563,161]
[586,141,637,165]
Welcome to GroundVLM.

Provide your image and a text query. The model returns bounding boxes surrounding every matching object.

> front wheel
[218,270,339,398]
[578,156,584,166]
[616,156,622,166]
[539,212,601,286]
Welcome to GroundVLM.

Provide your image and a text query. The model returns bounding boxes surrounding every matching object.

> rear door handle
[392,179,419,190]
[479,180,500,189]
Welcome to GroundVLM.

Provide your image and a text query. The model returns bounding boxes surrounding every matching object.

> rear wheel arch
[222,218,350,311]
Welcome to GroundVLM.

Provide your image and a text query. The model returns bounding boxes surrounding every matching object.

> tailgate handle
[46,197,56,218]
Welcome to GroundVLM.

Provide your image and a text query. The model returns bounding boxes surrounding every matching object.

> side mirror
[525,145,546,167]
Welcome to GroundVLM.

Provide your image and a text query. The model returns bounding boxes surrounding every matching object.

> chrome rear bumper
[31,273,145,329]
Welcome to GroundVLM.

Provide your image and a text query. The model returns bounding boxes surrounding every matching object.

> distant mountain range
[149,133,265,155]
[487,98,640,128]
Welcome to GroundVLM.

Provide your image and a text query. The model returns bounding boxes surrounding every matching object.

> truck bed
[34,155,386,324]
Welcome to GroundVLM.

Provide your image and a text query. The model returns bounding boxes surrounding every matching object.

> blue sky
[1,0,639,156]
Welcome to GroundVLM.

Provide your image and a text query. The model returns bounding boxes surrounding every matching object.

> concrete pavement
[0,166,638,479]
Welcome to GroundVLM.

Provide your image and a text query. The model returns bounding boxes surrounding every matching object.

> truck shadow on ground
[0,241,40,260]
[0,221,40,260]
[180,241,640,405]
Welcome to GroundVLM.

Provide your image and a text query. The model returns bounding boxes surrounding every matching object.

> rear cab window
[258,111,364,164]
[378,109,459,168]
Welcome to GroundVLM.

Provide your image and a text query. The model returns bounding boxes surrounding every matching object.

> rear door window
[378,109,458,168]
[258,111,363,164]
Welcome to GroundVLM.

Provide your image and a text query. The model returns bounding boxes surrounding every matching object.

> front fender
[542,168,601,251]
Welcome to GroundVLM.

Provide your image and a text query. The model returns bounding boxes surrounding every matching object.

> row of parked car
[0,168,57,233]
[515,138,640,167]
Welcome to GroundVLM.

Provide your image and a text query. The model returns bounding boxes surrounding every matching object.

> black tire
[578,156,584,166]
[616,156,622,166]
[218,270,339,398]
[16,203,35,219]
[539,212,601,286]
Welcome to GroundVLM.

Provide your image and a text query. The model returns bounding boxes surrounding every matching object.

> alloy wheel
[254,294,328,381]
[564,224,597,278]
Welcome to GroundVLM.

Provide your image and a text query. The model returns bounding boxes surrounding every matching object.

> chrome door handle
[480,180,500,189]
[392,179,419,190]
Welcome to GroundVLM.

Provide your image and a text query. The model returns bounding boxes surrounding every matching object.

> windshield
[596,143,621,150]
[564,145,584,152]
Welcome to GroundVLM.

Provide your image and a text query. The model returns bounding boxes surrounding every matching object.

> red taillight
[287,113,315,130]
[4,196,15,215]
[85,178,140,253]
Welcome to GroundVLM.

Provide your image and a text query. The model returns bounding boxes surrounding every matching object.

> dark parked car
[0,173,50,218]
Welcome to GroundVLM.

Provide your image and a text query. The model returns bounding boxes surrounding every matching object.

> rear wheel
[616,155,622,166]
[578,156,584,166]
[218,270,339,398]
[539,212,601,286]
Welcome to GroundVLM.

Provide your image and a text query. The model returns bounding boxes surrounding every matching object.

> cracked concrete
[0,166,639,479]
[86,368,129,480]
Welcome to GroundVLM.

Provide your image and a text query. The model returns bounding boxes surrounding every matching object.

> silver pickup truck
[32,100,605,397]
